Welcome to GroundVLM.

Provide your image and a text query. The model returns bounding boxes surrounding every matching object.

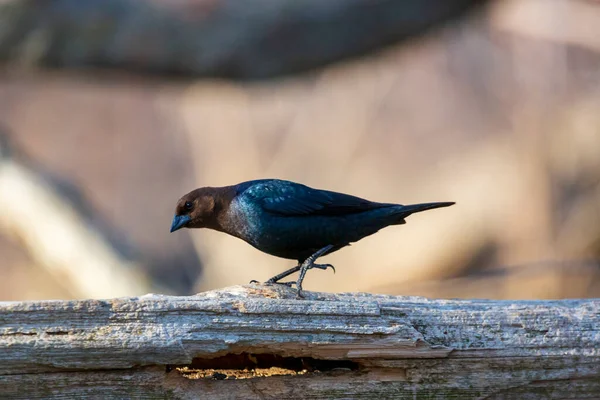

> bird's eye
[184,201,193,210]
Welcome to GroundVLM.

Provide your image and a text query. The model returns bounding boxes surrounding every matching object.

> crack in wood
[171,352,361,381]
[172,352,360,374]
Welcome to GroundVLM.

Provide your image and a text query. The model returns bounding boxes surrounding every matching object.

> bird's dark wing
[238,179,389,216]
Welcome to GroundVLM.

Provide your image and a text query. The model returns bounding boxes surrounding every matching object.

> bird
[170,179,454,296]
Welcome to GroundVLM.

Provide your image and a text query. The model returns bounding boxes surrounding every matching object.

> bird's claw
[256,278,295,288]
[309,263,335,274]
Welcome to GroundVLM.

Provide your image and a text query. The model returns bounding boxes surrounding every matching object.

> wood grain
[1,284,599,399]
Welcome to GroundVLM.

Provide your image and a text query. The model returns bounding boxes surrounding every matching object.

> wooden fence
[2,284,599,399]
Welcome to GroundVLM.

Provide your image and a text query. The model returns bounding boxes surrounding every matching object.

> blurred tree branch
[0,128,158,298]
[0,0,489,80]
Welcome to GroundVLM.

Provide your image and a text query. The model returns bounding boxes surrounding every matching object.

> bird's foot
[249,279,295,287]
[264,264,335,293]
[295,245,335,299]
[309,263,335,274]
[249,251,335,296]
[295,264,336,297]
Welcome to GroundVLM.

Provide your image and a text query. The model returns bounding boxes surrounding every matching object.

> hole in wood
[169,352,359,380]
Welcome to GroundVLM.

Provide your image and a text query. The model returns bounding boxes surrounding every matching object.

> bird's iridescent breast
[225,195,265,243]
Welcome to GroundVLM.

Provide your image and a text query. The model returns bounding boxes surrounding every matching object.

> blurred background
[1,0,599,301]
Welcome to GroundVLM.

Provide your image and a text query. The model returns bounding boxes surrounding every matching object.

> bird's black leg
[296,245,334,298]
[249,264,301,286]
[266,265,301,284]
[267,263,335,287]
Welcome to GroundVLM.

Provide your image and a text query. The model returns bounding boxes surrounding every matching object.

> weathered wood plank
[1,284,599,399]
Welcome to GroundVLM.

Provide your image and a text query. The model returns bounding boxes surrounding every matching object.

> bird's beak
[170,214,191,232]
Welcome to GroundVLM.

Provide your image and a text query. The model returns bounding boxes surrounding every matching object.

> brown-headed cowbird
[170,179,454,296]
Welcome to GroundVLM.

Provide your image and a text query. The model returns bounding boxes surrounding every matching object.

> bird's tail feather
[392,201,455,224]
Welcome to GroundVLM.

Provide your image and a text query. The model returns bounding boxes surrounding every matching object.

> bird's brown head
[170,188,218,232]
